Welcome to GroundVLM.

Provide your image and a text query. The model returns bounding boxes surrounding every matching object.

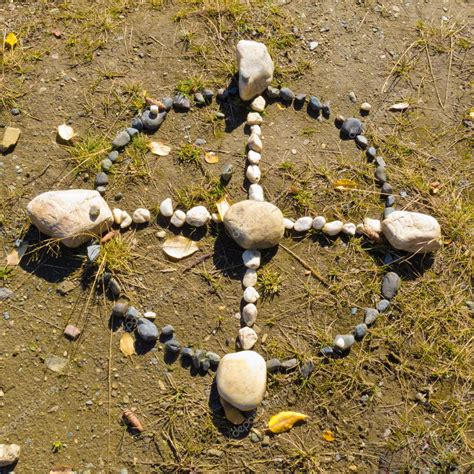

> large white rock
[382,210,441,253]
[237,40,274,101]
[27,190,113,247]
[0,444,20,467]
[217,351,266,411]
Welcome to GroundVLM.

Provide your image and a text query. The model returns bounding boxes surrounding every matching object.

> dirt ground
[0,0,472,472]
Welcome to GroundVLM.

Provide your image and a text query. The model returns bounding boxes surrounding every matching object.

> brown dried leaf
[389,102,410,111]
[216,196,230,221]
[149,141,171,156]
[120,332,135,356]
[163,236,199,261]
[204,151,219,164]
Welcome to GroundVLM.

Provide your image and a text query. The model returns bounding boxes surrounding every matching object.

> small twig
[181,252,213,273]
[382,40,418,93]
[149,35,166,48]
[5,303,62,329]
[443,36,453,108]
[24,164,50,185]
[355,10,370,34]
[425,44,444,109]
[279,243,328,287]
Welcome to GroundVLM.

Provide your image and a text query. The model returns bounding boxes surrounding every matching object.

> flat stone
[0,288,14,301]
[136,318,159,342]
[281,358,298,371]
[0,127,21,153]
[27,190,113,247]
[294,216,313,232]
[382,211,441,253]
[382,272,401,299]
[64,324,81,340]
[364,308,379,326]
[112,131,130,149]
[238,326,258,349]
[237,40,274,101]
[223,200,284,249]
[217,350,266,411]
[377,299,390,312]
[300,360,315,378]
[354,323,368,341]
[45,354,68,373]
[266,358,281,373]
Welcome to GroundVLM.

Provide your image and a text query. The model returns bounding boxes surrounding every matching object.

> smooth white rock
[242,249,261,269]
[342,222,357,236]
[334,334,355,350]
[27,190,112,247]
[186,206,211,227]
[170,209,186,227]
[144,311,156,320]
[248,183,264,201]
[160,198,173,217]
[382,211,441,253]
[243,268,258,288]
[251,95,266,112]
[246,112,263,126]
[322,220,344,236]
[242,303,257,326]
[312,216,326,230]
[237,40,274,101]
[248,150,261,164]
[0,444,20,468]
[364,217,381,233]
[248,133,263,152]
[294,216,313,232]
[250,125,262,137]
[243,286,259,303]
[132,208,150,224]
[113,208,123,225]
[283,218,294,230]
[217,350,266,411]
[238,326,258,350]
[120,211,132,229]
[246,165,261,183]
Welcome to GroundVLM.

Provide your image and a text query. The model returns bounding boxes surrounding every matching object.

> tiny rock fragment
[57,124,76,144]
[63,324,81,340]
[389,102,410,112]
[45,354,68,373]
[51,29,62,38]
[57,280,76,296]
[268,411,308,434]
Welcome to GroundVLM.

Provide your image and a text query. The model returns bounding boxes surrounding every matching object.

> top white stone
[237,40,274,101]
[251,96,266,112]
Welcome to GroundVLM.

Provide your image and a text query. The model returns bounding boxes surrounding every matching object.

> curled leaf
[5,32,18,49]
[333,179,357,190]
[322,429,335,442]
[216,196,230,222]
[268,411,308,434]
[389,102,410,112]
[163,235,199,261]
[149,141,171,156]
[120,332,136,356]
[204,151,219,164]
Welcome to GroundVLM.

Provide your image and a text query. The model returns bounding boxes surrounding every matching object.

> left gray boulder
[27,189,113,247]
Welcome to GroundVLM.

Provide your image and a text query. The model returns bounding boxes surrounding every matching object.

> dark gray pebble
[382,272,401,299]
[101,158,113,172]
[95,172,108,187]
[381,182,393,195]
[216,88,228,101]
[108,150,119,163]
[375,166,387,184]
[206,352,221,368]
[126,127,139,138]
[173,94,191,111]
[308,96,322,113]
[112,131,130,149]
[137,318,159,342]
[265,358,281,373]
[164,338,181,353]
[221,163,233,183]
[321,346,334,357]
[107,278,121,298]
[161,97,173,111]
[181,347,194,358]
[322,102,331,118]
[366,146,377,160]
[131,117,143,131]
[202,89,214,103]
[125,306,140,322]
[355,135,368,149]
[377,299,390,312]
[340,118,363,139]
[266,86,280,98]
[384,207,395,218]
[200,358,211,372]
[11,108,20,116]
[279,87,294,102]
[334,115,345,128]
[87,244,100,262]
[194,92,205,104]
[354,323,368,341]
[192,349,205,370]
[300,361,315,379]
[386,195,395,207]
[375,156,386,167]
[281,358,298,371]
[364,308,379,326]
[112,302,128,317]
[142,109,167,133]
[161,324,174,338]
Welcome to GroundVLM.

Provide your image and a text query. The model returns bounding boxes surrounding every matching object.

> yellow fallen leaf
[276,103,286,110]
[120,332,135,356]
[5,32,18,49]
[322,429,335,442]
[162,235,199,260]
[149,141,171,156]
[204,151,219,164]
[268,411,308,434]
[333,179,357,189]
[216,196,230,221]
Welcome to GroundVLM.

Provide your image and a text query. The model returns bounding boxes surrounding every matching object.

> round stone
[238,326,258,350]
[136,318,158,342]
[312,216,326,230]
[243,268,258,288]
[243,286,259,303]
[283,218,294,230]
[216,350,266,411]
[340,118,363,139]
[242,249,261,269]
[186,206,211,227]
[251,96,266,112]
[294,216,313,232]
[242,303,257,326]
[223,200,284,249]
[382,272,401,299]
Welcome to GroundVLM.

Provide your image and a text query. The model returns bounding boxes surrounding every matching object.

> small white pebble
[242,303,257,326]
[312,216,326,230]
[342,223,357,236]
[170,209,186,227]
[246,112,263,126]
[144,311,156,320]
[243,268,258,288]
[246,164,261,183]
[132,208,151,224]
[156,230,167,239]
[248,183,264,201]
[322,220,344,236]
[120,211,132,229]
[294,216,313,232]
[159,198,173,217]
[247,150,261,164]
[250,96,266,112]
[248,133,262,152]
[360,102,371,113]
[186,206,211,227]
[250,124,262,136]
[238,326,258,350]
[243,286,259,303]
[150,104,159,114]
[112,208,123,225]
[283,218,294,230]
[242,249,261,269]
